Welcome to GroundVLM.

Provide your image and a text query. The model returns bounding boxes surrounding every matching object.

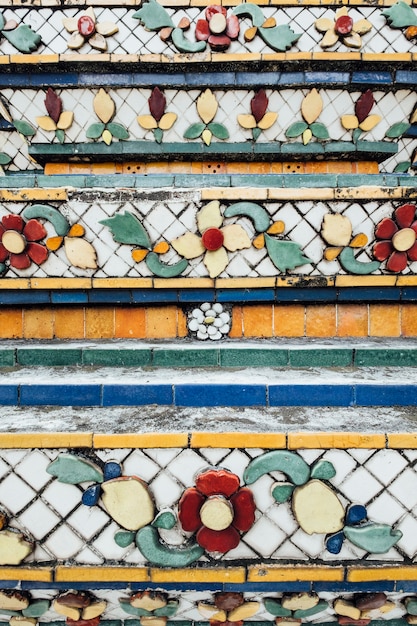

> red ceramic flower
[0,214,48,270]
[195,6,239,51]
[373,203,417,272]
[178,469,256,553]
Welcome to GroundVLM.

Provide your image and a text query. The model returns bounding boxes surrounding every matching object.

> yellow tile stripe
[0,568,53,581]
[0,433,93,448]
[248,566,344,582]
[55,567,149,582]
[190,432,286,448]
[201,187,417,202]
[93,433,189,448]
[388,434,417,448]
[288,433,386,449]
[0,189,67,201]
[347,567,417,582]
[150,567,246,583]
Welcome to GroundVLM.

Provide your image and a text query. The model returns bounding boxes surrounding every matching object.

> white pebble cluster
[188,302,231,340]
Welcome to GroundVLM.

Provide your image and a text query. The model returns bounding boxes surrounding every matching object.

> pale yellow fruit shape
[82,601,107,620]
[302,128,312,145]
[67,31,85,50]
[282,594,319,612]
[320,29,339,48]
[343,32,362,49]
[198,604,227,621]
[57,111,74,130]
[322,214,352,246]
[64,237,97,269]
[96,22,119,37]
[315,17,334,32]
[62,17,79,33]
[101,476,154,531]
[89,33,108,51]
[94,88,115,124]
[359,114,381,131]
[36,116,57,132]
[258,111,278,130]
[197,89,218,124]
[229,603,260,621]
[292,479,345,535]
[352,18,372,35]
[137,115,158,130]
[202,129,212,146]
[341,115,359,130]
[204,247,228,278]
[238,114,257,129]
[222,224,251,252]
[200,496,233,530]
[0,530,32,565]
[334,600,361,620]
[159,112,177,130]
[171,232,205,259]
[52,602,80,620]
[0,592,29,611]
[102,129,113,145]
[301,89,322,125]
[197,200,222,232]
[131,594,167,611]
[10,617,36,626]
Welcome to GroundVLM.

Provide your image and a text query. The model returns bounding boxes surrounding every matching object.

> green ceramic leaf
[133,0,174,30]
[344,523,402,553]
[253,127,262,141]
[405,598,417,616]
[385,122,410,138]
[86,123,106,139]
[394,161,411,173]
[264,599,292,618]
[55,129,65,144]
[107,123,129,140]
[293,601,329,619]
[145,251,188,278]
[271,482,294,503]
[352,128,362,143]
[0,153,11,165]
[152,510,176,529]
[119,599,152,617]
[310,122,329,140]
[47,454,104,484]
[114,530,135,548]
[171,27,206,53]
[244,450,310,486]
[382,1,417,27]
[207,122,229,140]
[310,460,336,480]
[0,13,5,30]
[0,263,6,274]
[286,121,308,138]
[265,234,311,272]
[3,25,42,53]
[224,202,270,233]
[153,128,163,144]
[136,526,204,567]
[339,247,380,275]
[258,24,301,52]
[233,4,265,27]
[22,600,50,618]
[154,601,179,617]
[100,212,151,248]
[13,119,36,136]
[22,204,70,236]
[184,123,205,140]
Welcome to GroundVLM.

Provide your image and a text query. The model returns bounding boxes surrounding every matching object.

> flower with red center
[0,214,48,272]
[178,468,256,553]
[63,7,118,52]
[195,6,239,51]
[315,7,372,49]
[373,203,417,272]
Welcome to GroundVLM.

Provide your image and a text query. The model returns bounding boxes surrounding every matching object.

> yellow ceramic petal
[221,224,251,252]
[342,32,362,48]
[324,246,342,261]
[10,617,36,626]
[67,31,85,49]
[82,602,107,620]
[204,247,228,278]
[132,249,149,262]
[197,89,218,124]
[359,114,381,131]
[153,242,170,254]
[68,223,85,237]
[198,604,226,621]
[137,115,158,130]
[159,112,177,130]
[197,200,222,232]
[64,237,98,269]
[0,531,32,566]
[36,116,56,132]
[57,111,74,130]
[94,88,115,124]
[320,29,339,48]
[244,26,257,41]
[258,111,278,130]
[322,214,352,247]
[229,603,260,621]
[52,603,80,620]
[341,114,359,130]
[202,129,212,146]
[261,17,276,28]
[267,220,285,234]
[102,129,113,145]
[237,114,257,129]
[46,236,63,251]
[62,17,78,33]
[130,593,167,611]
[302,128,312,145]
[352,18,372,35]
[253,233,265,249]
[301,88,323,124]
[171,232,205,259]
[350,233,368,247]
[335,7,348,18]
[96,21,119,36]
[315,17,334,32]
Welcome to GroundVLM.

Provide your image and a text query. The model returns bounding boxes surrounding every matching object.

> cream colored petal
[202,128,212,146]
[258,111,278,130]
[197,89,218,124]
[229,603,260,621]
[52,602,80,621]
[36,116,56,131]
[57,111,74,130]
[159,112,177,130]
[302,128,312,145]
[204,247,228,278]
[85,7,96,22]
[64,237,98,269]
[171,232,204,259]
[352,18,372,34]
[198,604,226,621]
[359,114,381,131]
[137,115,158,130]
[335,7,348,18]
[321,214,352,246]
[67,32,85,49]
[342,32,362,48]
[197,200,222,232]
[82,602,107,620]
[96,21,119,36]
[320,29,339,48]
[315,17,334,32]
[102,129,113,145]
[221,224,251,252]
[89,33,108,51]
[301,88,323,124]
[62,17,78,33]
[94,88,115,123]
[0,531,32,566]
[237,114,257,129]
[341,114,359,130]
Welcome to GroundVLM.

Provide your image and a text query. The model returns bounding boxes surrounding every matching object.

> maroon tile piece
[206,6,227,20]
[230,487,256,531]
[196,525,240,552]
[178,487,205,532]
[195,19,210,41]
[0,243,8,263]
[27,243,48,265]
[251,90,268,123]
[386,250,407,272]
[45,88,62,124]
[57,592,91,609]
[375,218,397,240]
[335,15,353,35]
[373,240,392,261]
[23,219,47,242]
[78,15,95,37]
[354,594,387,611]
[2,214,24,232]
[208,34,231,51]
[149,87,166,122]
[214,593,244,612]
[201,228,224,251]
[9,252,30,269]
[355,90,374,124]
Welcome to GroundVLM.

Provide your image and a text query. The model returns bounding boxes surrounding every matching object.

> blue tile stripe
[2,382,417,407]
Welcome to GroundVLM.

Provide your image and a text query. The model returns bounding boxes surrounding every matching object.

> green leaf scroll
[171,28,206,53]
[136,526,204,567]
[100,212,152,248]
[293,601,329,619]
[344,523,402,553]
[264,234,311,272]
[133,0,174,30]
[145,252,188,278]
[382,1,417,28]
[233,4,301,51]
[264,599,292,618]
[2,25,42,53]
[47,454,104,485]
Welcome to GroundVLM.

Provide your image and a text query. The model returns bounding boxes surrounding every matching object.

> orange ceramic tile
[270,162,283,173]
[177,308,188,337]
[306,304,336,337]
[146,306,178,338]
[191,162,203,173]
[202,162,227,174]
[115,307,146,338]
[337,304,368,337]
[169,161,192,173]
[401,304,417,336]
[145,162,171,173]
[288,432,386,449]
[44,163,70,175]
[229,305,243,338]
[85,307,115,339]
[274,304,305,337]
[91,163,117,174]
[0,308,23,339]
[388,433,417,448]
[226,162,250,174]
[242,304,273,337]
[356,161,379,174]
[54,308,85,339]
[304,161,328,174]
[68,163,92,174]
[369,304,400,337]
[327,161,353,174]
[123,163,145,174]
[23,308,54,339]
[283,162,304,174]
